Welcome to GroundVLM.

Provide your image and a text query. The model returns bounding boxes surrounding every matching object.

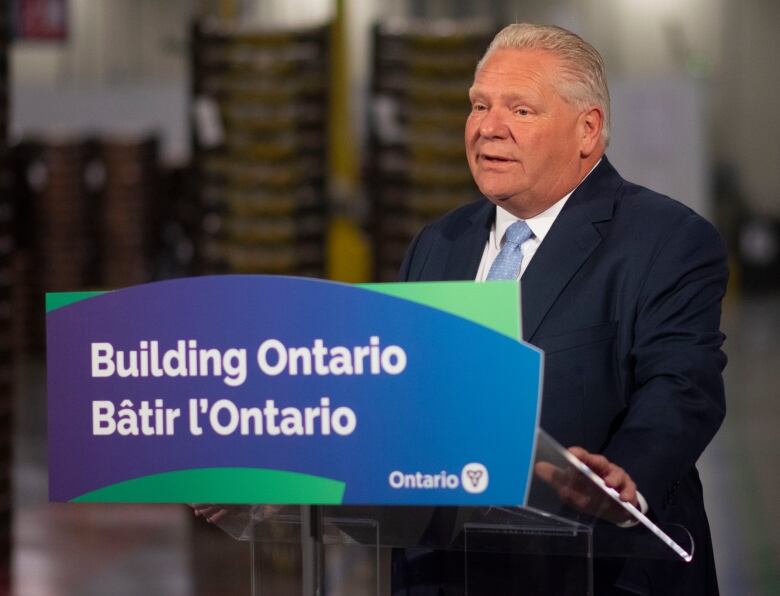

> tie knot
[504,220,533,246]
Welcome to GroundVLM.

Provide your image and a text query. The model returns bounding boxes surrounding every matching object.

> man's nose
[479,108,510,138]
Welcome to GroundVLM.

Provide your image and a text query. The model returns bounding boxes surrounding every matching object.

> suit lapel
[441,200,493,280]
[521,158,621,341]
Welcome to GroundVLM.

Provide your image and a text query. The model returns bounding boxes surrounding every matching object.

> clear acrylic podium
[206,430,693,595]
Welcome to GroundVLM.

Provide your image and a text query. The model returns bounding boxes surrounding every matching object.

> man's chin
[482,195,536,219]
[482,193,516,207]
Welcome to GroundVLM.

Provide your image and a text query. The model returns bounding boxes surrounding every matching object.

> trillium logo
[461,462,489,494]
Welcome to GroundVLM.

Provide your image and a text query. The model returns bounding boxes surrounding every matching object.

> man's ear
[579,107,604,157]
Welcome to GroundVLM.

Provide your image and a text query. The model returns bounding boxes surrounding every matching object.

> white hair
[477,23,611,143]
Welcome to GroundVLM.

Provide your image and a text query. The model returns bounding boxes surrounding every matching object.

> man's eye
[472,103,487,112]
[515,108,530,116]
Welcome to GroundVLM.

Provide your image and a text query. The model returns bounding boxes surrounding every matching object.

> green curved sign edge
[46,279,521,340]
[360,281,520,339]
[70,467,346,503]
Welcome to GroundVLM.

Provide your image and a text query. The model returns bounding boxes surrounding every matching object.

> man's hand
[568,446,639,508]
[533,446,640,525]
[192,504,236,524]
[191,504,285,525]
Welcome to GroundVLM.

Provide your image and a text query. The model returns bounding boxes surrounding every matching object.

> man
[397,23,727,595]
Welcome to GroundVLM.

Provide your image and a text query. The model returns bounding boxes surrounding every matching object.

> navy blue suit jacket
[398,157,727,595]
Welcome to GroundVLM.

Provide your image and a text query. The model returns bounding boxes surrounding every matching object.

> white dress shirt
[475,193,572,281]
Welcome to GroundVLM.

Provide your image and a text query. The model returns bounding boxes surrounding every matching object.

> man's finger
[600,466,638,505]
[534,461,571,487]
[602,466,628,488]
[575,451,612,477]
[207,509,228,523]
[570,447,640,507]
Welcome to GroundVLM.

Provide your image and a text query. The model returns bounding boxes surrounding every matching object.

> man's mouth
[481,154,515,164]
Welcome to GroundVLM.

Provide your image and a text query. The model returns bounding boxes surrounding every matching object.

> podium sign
[47,276,542,505]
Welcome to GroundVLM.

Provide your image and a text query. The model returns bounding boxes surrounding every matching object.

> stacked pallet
[13,135,160,353]
[14,138,99,353]
[369,20,494,280]
[192,20,329,277]
[99,136,159,287]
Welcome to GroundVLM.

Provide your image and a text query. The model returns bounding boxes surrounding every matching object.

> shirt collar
[492,158,602,249]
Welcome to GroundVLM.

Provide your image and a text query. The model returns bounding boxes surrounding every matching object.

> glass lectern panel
[530,430,694,562]
[206,429,694,595]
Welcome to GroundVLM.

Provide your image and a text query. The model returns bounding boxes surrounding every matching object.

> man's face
[465,48,588,219]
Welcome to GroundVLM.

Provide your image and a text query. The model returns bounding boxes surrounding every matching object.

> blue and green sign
[46,276,542,505]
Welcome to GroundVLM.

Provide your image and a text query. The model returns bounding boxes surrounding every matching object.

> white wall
[715,0,780,215]
[608,78,709,219]
[12,0,193,85]
[11,0,194,163]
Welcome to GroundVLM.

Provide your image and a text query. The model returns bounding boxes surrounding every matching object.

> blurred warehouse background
[0,0,778,594]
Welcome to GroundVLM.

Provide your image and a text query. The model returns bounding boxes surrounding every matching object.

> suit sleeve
[398,224,432,282]
[602,214,728,515]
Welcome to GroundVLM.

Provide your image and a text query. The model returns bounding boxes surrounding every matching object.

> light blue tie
[486,220,533,280]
